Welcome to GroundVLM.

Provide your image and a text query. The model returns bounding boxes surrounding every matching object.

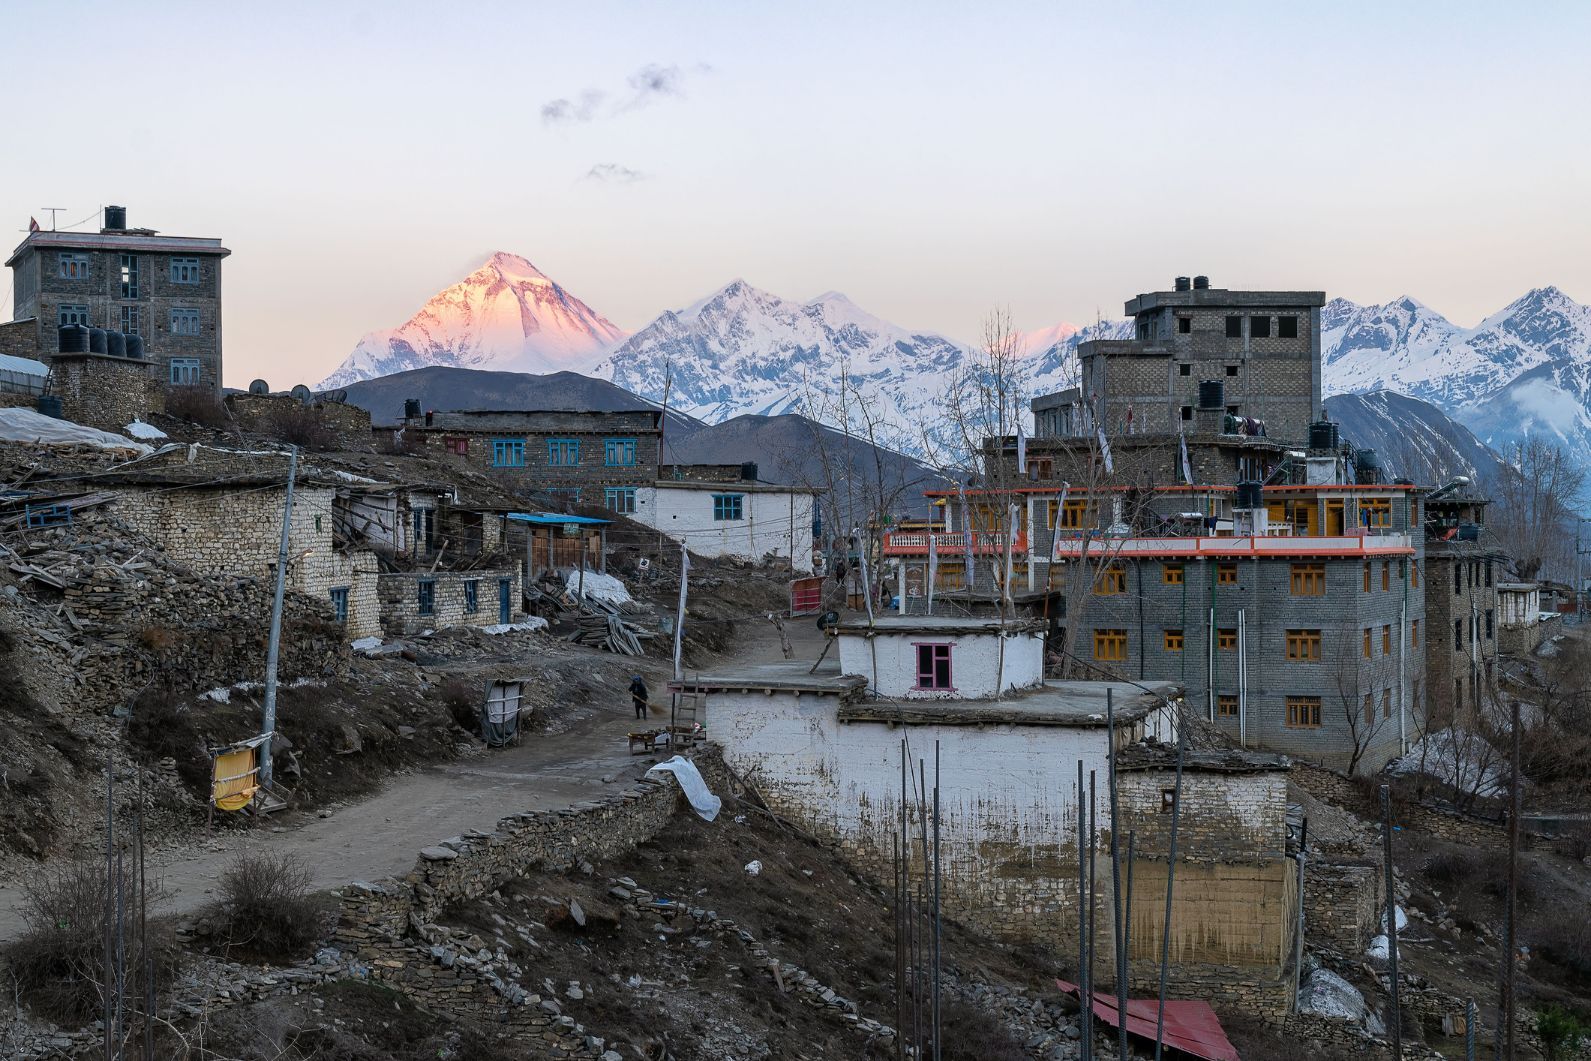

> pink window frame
[912,641,954,690]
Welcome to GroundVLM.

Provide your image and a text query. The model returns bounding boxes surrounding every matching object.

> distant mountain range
[317,253,1591,474]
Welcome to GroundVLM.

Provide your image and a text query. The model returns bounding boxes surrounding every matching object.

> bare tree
[1490,437,1586,581]
[1330,631,1403,775]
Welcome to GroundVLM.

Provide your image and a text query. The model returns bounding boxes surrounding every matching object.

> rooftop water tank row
[57,325,145,359]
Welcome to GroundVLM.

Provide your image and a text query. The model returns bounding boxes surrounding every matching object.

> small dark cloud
[542,62,710,124]
[583,164,647,184]
[540,89,607,125]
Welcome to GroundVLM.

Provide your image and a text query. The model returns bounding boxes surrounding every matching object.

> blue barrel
[37,395,64,419]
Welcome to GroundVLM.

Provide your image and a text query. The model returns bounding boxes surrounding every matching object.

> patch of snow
[201,687,233,703]
[349,636,384,652]
[327,469,380,483]
[480,618,549,635]
[1388,728,1510,799]
[1367,935,1390,960]
[1299,968,1370,1022]
[124,420,167,440]
[1383,905,1408,933]
[0,408,153,452]
[566,570,632,606]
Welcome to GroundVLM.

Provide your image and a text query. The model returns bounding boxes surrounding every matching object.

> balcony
[882,531,1028,557]
[1045,532,1413,561]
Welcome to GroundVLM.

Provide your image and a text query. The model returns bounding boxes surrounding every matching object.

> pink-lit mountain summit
[318,252,627,389]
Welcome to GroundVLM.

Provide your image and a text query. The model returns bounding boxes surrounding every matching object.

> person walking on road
[629,675,650,720]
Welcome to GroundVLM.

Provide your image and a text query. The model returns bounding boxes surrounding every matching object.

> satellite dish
[816,609,840,631]
[333,388,349,403]
[289,384,312,404]
[248,379,270,395]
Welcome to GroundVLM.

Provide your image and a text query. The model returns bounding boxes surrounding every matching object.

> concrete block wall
[1075,552,1424,772]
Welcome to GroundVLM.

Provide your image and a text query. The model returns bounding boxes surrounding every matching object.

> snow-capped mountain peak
[318,252,627,388]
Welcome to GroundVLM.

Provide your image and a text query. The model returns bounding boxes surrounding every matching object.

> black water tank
[404,398,422,419]
[105,331,126,358]
[36,395,64,419]
[740,461,759,481]
[1236,480,1263,509]
[1193,275,1210,290]
[1174,276,1191,292]
[57,325,89,353]
[88,328,108,354]
[124,334,144,359]
[1308,420,1339,450]
[103,205,127,231]
[1198,379,1224,409]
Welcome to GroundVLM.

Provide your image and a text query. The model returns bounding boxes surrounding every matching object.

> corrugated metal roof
[1055,979,1241,1061]
[507,512,611,526]
[0,353,48,377]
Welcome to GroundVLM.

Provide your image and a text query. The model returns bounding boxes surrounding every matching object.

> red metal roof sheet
[1055,979,1241,1061]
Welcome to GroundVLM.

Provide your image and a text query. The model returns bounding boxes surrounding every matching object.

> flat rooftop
[837,678,1181,727]
[673,660,868,696]
[832,615,1045,636]
[1124,289,1326,315]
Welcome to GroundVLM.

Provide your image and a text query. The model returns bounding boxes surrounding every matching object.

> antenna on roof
[40,208,66,231]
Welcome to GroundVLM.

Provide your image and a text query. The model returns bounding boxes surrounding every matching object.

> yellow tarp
[211,746,259,812]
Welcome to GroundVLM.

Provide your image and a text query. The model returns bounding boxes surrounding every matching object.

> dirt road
[0,614,823,943]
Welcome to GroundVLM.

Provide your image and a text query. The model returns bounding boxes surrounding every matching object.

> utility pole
[259,445,299,789]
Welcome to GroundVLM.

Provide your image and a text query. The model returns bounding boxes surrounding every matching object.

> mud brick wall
[376,568,520,637]
[46,352,164,430]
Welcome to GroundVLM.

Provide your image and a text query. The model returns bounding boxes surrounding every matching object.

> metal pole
[102,763,114,1061]
[932,741,942,1061]
[1124,830,1135,1008]
[1087,769,1098,1061]
[1076,761,1089,1059]
[1466,997,1477,1061]
[1154,717,1187,1061]
[1380,785,1402,1060]
[894,831,904,1061]
[138,769,152,1061]
[1292,817,1309,1011]
[1107,690,1127,1061]
[1501,700,1522,1061]
[259,444,299,789]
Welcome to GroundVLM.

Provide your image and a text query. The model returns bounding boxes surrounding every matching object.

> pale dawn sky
[2,0,1588,387]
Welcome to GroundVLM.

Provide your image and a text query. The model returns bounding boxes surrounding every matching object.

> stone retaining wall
[1304,860,1382,954]
[331,747,728,1056]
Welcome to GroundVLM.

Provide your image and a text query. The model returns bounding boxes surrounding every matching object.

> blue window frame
[712,494,744,521]
[491,439,525,467]
[58,304,90,327]
[464,579,479,614]
[169,358,202,385]
[417,579,436,616]
[170,257,201,284]
[603,438,637,466]
[119,254,139,299]
[170,307,201,336]
[329,586,349,624]
[605,486,636,514]
[58,253,89,279]
[548,438,581,466]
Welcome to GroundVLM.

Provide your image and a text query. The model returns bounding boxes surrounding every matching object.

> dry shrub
[164,384,228,428]
[262,404,338,450]
[938,999,1028,1061]
[212,850,323,962]
[1424,847,1482,886]
[126,684,208,795]
[5,857,172,1023]
[136,624,180,652]
[439,677,479,733]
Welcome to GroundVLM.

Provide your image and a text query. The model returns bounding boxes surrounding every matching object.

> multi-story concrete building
[1033,276,1325,447]
[396,407,663,506]
[6,205,229,389]
[881,278,1428,772]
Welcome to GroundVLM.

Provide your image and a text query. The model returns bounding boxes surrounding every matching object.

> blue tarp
[507,512,611,526]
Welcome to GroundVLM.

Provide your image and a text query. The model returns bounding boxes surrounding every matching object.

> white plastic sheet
[646,755,722,822]
[0,407,152,452]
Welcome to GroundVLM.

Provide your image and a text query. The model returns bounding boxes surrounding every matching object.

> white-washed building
[630,478,821,572]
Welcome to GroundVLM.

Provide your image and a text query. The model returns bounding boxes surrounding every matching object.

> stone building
[1421,486,1502,720]
[1496,582,1555,657]
[6,205,229,389]
[394,407,663,504]
[677,616,1300,1016]
[1031,276,1325,448]
[376,568,522,637]
[44,350,164,431]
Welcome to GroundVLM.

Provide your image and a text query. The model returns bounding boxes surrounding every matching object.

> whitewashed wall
[712,686,1166,940]
[633,485,815,572]
[836,629,1044,698]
